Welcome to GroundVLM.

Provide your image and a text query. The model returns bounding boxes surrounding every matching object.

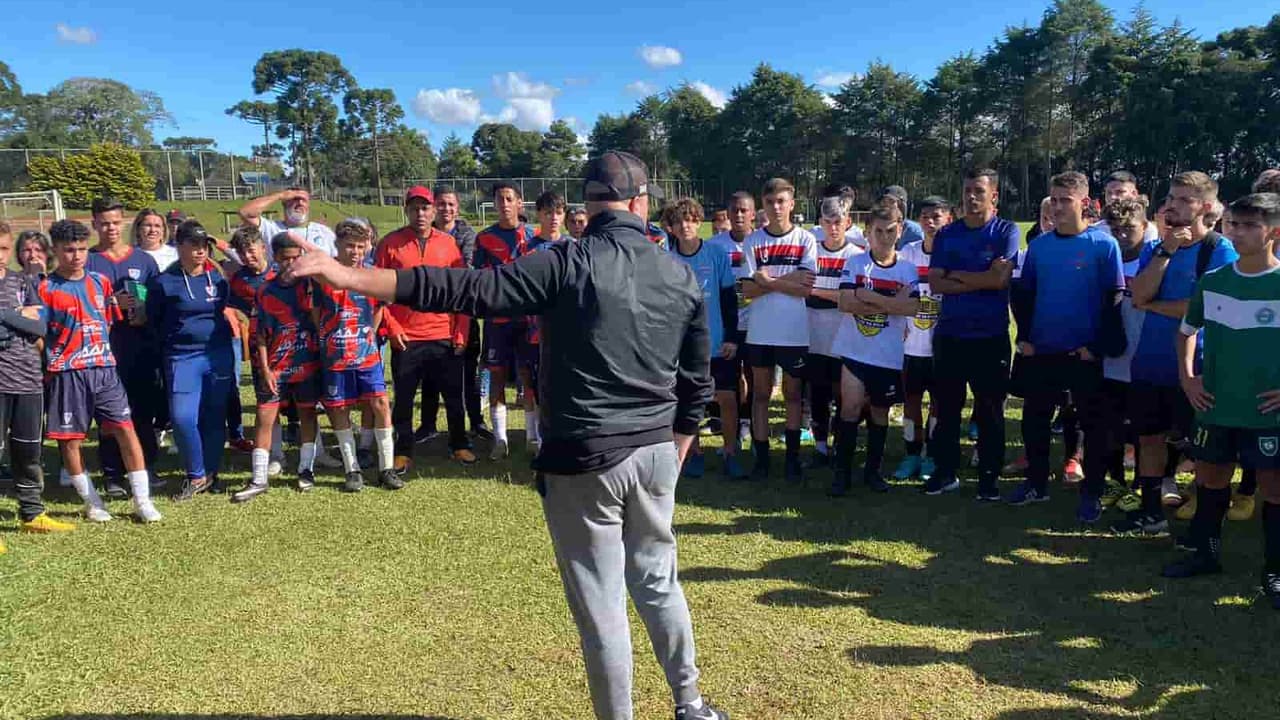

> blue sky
[8,1,1276,156]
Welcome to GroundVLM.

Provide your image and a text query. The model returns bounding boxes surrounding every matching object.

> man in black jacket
[284,151,727,720]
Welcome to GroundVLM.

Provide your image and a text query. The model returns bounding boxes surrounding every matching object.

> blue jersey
[86,247,160,363]
[1020,226,1125,354]
[145,265,233,357]
[897,219,925,249]
[473,223,535,269]
[671,239,735,350]
[1131,237,1238,386]
[931,216,1021,339]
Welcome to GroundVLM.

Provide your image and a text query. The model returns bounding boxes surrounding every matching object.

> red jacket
[375,227,469,346]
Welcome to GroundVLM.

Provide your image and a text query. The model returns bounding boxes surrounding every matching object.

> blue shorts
[323,365,387,408]
[46,367,134,440]
[483,320,537,372]
[255,369,323,409]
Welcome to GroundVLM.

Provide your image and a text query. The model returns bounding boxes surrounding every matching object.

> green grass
[2,376,1278,720]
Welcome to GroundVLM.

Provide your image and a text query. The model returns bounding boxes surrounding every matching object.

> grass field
[2,375,1278,720]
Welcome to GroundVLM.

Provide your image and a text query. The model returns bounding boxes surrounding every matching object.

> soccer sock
[865,422,888,476]
[251,448,269,485]
[335,428,359,472]
[836,419,860,474]
[526,412,540,444]
[1138,475,1163,515]
[784,429,801,460]
[69,472,102,507]
[270,423,284,461]
[491,404,508,443]
[359,427,374,451]
[752,438,770,471]
[903,419,923,457]
[374,427,394,471]
[1164,448,1180,479]
[298,442,317,474]
[1190,485,1231,554]
[127,470,152,505]
[1263,501,1280,572]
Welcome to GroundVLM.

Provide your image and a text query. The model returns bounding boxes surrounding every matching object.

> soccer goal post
[0,190,66,232]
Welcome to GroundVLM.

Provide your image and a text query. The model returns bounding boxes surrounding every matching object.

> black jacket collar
[584,210,646,236]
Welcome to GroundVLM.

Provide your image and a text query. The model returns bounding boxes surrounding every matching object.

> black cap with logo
[173,220,215,247]
[582,151,664,202]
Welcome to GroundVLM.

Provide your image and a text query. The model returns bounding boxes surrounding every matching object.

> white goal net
[0,190,66,232]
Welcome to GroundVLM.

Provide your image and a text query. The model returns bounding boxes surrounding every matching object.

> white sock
[526,411,540,444]
[491,404,508,442]
[374,427,394,471]
[251,448,269,485]
[336,428,359,472]
[127,470,152,504]
[298,442,317,473]
[69,472,102,507]
[359,427,374,451]
[903,419,917,443]
[270,423,284,462]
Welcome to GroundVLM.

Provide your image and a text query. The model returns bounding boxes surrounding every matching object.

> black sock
[784,429,801,460]
[1164,448,1180,479]
[865,422,888,476]
[1191,485,1231,554]
[836,420,860,474]
[1138,475,1162,515]
[1239,468,1257,497]
[905,438,923,457]
[1263,501,1280,573]
[753,438,770,469]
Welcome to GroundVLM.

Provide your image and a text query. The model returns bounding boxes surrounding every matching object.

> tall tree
[226,100,279,161]
[533,120,582,177]
[438,133,479,178]
[470,123,541,177]
[664,84,720,181]
[342,88,405,200]
[251,49,355,190]
[27,78,172,147]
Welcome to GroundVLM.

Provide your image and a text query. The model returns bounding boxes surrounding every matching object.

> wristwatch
[1154,244,1174,259]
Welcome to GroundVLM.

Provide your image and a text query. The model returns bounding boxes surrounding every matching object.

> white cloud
[639,45,682,69]
[691,82,727,109]
[821,94,837,108]
[55,23,97,45]
[412,88,483,125]
[492,72,558,100]
[816,71,855,88]
[625,80,657,96]
[482,98,555,132]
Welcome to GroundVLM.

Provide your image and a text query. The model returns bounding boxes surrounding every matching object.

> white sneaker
[84,504,113,522]
[133,500,162,523]
[267,460,283,478]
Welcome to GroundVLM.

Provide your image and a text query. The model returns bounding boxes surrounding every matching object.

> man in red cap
[373,186,476,476]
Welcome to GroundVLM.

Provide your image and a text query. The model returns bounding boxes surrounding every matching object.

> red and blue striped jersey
[255,278,320,382]
[38,272,121,372]
[307,283,382,371]
[229,265,276,341]
[474,224,535,324]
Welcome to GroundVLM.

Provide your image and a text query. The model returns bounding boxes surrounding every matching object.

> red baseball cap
[404,186,434,205]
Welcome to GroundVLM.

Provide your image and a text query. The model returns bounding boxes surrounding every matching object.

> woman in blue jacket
[144,221,235,499]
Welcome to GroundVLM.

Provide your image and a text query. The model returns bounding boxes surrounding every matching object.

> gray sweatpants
[541,441,702,720]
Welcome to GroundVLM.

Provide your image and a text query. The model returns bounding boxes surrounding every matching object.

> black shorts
[45,367,134,441]
[1128,381,1193,439]
[843,358,903,407]
[744,344,807,378]
[807,353,843,386]
[1188,422,1280,470]
[903,354,934,396]
[256,372,323,409]
[710,356,742,393]
[484,320,537,372]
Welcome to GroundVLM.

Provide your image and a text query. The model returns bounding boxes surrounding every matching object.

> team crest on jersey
[857,313,888,337]
[206,285,217,298]
[128,268,141,280]
[913,297,940,330]
[1257,307,1276,325]
[1261,436,1278,458]
[328,384,340,398]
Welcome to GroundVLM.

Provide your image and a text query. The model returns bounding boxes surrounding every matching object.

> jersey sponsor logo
[70,344,110,363]
[1257,307,1276,325]
[1261,436,1278,458]
[330,326,369,341]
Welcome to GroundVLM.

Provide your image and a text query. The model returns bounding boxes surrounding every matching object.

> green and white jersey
[1182,262,1280,429]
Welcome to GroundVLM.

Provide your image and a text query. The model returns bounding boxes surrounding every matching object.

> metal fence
[0,148,274,201]
[403,177,708,220]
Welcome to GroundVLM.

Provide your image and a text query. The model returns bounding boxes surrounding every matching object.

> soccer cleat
[452,448,478,465]
[84,504,114,522]
[342,471,364,493]
[893,455,922,481]
[864,471,889,493]
[675,700,729,720]
[267,460,283,478]
[784,457,803,485]
[228,437,255,453]
[1007,482,1050,506]
[1227,492,1256,521]
[682,453,705,479]
[295,470,316,492]
[173,477,210,502]
[394,455,413,475]
[414,425,440,444]
[380,469,404,490]
[1062,459,1083,485]
[1100,481,1129,508]
[922,476,960,496]
[1002,455,1029,476]
[489,439,509,461]
[1262,571,1280,610]
[1076,494,1103,524]
[723,454,748,480]
[1109,511,1169,535]
[1161,478,1182,507]
[20,513,76,533]
[105,481,129,499]
[919,456,936,480]
[1175,493,1198,521]
[1161,550,1222,578]
[231,482,269,504]
[975,483,1002,503]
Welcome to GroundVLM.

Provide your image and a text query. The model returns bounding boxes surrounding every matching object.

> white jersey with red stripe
[899,240,939,358]
[832,251,921,370]
[742,225,818,347]
[808,241,864,357]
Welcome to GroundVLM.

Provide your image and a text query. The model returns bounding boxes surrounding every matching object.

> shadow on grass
[675,403,1279,717]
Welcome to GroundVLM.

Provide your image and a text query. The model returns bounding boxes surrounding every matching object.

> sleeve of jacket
[458,224,477,268]
[674,294,714,436]
[448,245,471,347]
[394,241,568,317]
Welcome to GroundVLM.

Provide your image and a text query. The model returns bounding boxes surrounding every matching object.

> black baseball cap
[583,151,664,202]
[879,185,909,203]
[174,220,214,246]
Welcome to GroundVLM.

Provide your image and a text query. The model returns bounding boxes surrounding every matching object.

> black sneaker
[105,481,129,499]
[675,700,729,720]
[414,425,439,444]
[1263,570,1280,610]
[784,457,803,485]
[864,471,889,493]
[342,471,364,493]
[381,469,404,490]
[296,469,316,492]
[1161,550,1222,578]
[1110,511,1169,536]
[923,476,960,496]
